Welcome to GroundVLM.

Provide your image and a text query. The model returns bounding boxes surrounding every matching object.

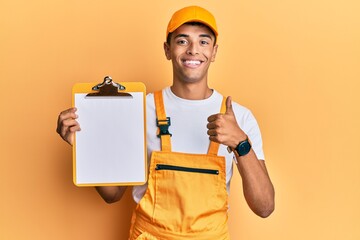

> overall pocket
[152,156,225,233]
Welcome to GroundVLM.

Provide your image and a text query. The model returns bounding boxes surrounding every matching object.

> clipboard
[72,76,147,187]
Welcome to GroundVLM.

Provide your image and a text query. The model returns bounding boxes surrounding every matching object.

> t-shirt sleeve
[233,103,265,160]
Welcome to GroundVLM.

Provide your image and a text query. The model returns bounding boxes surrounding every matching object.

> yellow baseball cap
[166,6,218,41]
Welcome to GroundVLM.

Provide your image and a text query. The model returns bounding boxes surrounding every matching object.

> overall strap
[207,97,227,156]
[154,91,172,152]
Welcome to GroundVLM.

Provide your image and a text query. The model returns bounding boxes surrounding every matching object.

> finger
[61,123,80,145]
[207,113,222,123]
[207,114,216,122]
[59,107,77,117]
[209,135,220,143]
[207,129,218,137]
[62,124,80,146]
[60,119,79,136]
[58,108,78,122]
[206,122,217,130]
[225,96,234,115]
[209,135,222,143]
[57,108,78,133]
[69,124,81,133]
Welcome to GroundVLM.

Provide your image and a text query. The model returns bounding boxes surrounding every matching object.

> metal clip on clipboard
[86,76,132,97]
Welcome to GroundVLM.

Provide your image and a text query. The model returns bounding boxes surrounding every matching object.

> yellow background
[1,0,359,239]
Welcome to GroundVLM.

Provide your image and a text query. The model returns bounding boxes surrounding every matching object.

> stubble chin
[177,72,207,84]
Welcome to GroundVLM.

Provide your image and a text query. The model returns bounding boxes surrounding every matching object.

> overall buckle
[157,117,172,137]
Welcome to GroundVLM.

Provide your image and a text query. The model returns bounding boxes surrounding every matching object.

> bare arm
[207,96,275,217]
[233,150,275,217]
[95,186,128,204]
[56,108,127,204]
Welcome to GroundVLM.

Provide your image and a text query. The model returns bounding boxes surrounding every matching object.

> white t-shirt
[132,87,264,203]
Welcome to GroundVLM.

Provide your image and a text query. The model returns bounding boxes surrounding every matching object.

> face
[164,24,218,85]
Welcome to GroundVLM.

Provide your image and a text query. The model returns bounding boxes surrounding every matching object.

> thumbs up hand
[207,96,247,148]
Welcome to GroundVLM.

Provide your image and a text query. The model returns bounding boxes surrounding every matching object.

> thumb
[225,96,234,115]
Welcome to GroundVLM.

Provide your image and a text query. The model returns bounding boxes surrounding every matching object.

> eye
[200,40,209,45]
[176,39,188,45]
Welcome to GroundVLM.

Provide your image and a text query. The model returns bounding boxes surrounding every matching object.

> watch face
[236,140,251,156]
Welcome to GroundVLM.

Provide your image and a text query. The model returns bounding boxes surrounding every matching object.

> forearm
[235,150,275,218]
[95,186,128,204]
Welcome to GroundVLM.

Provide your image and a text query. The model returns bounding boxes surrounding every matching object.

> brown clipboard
[72,76,147,186]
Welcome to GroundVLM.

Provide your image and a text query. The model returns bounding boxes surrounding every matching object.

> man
[57,6,274,239]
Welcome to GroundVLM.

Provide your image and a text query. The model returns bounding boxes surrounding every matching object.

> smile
[182,60,202,67]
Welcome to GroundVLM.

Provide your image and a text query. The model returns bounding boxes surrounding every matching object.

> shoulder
[146,88,166,109]
[214,90,253,118]
[215,90,260,131]
[146,87,168,105]
[146,88,170,113]
[231,101,254,122]
[232,101,260,131]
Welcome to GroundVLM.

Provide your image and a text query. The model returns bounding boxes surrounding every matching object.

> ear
[163,42,171,60]
[211,44,218,62]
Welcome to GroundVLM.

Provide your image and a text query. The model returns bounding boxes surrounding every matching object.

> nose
[186,43,199,55]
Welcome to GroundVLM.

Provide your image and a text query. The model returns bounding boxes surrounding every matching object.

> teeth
[184,60,201,65]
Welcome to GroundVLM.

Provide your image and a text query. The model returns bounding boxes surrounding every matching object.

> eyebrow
[174,33,213,40]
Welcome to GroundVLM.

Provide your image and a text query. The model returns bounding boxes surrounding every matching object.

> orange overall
[129,91,230,240]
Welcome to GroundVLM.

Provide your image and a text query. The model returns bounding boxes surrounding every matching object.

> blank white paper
[74,92,146,185]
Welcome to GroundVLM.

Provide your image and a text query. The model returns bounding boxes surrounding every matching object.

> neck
[170,81,213,100]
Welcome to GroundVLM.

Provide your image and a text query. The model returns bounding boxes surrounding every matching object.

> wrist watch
[234,137,251,156]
